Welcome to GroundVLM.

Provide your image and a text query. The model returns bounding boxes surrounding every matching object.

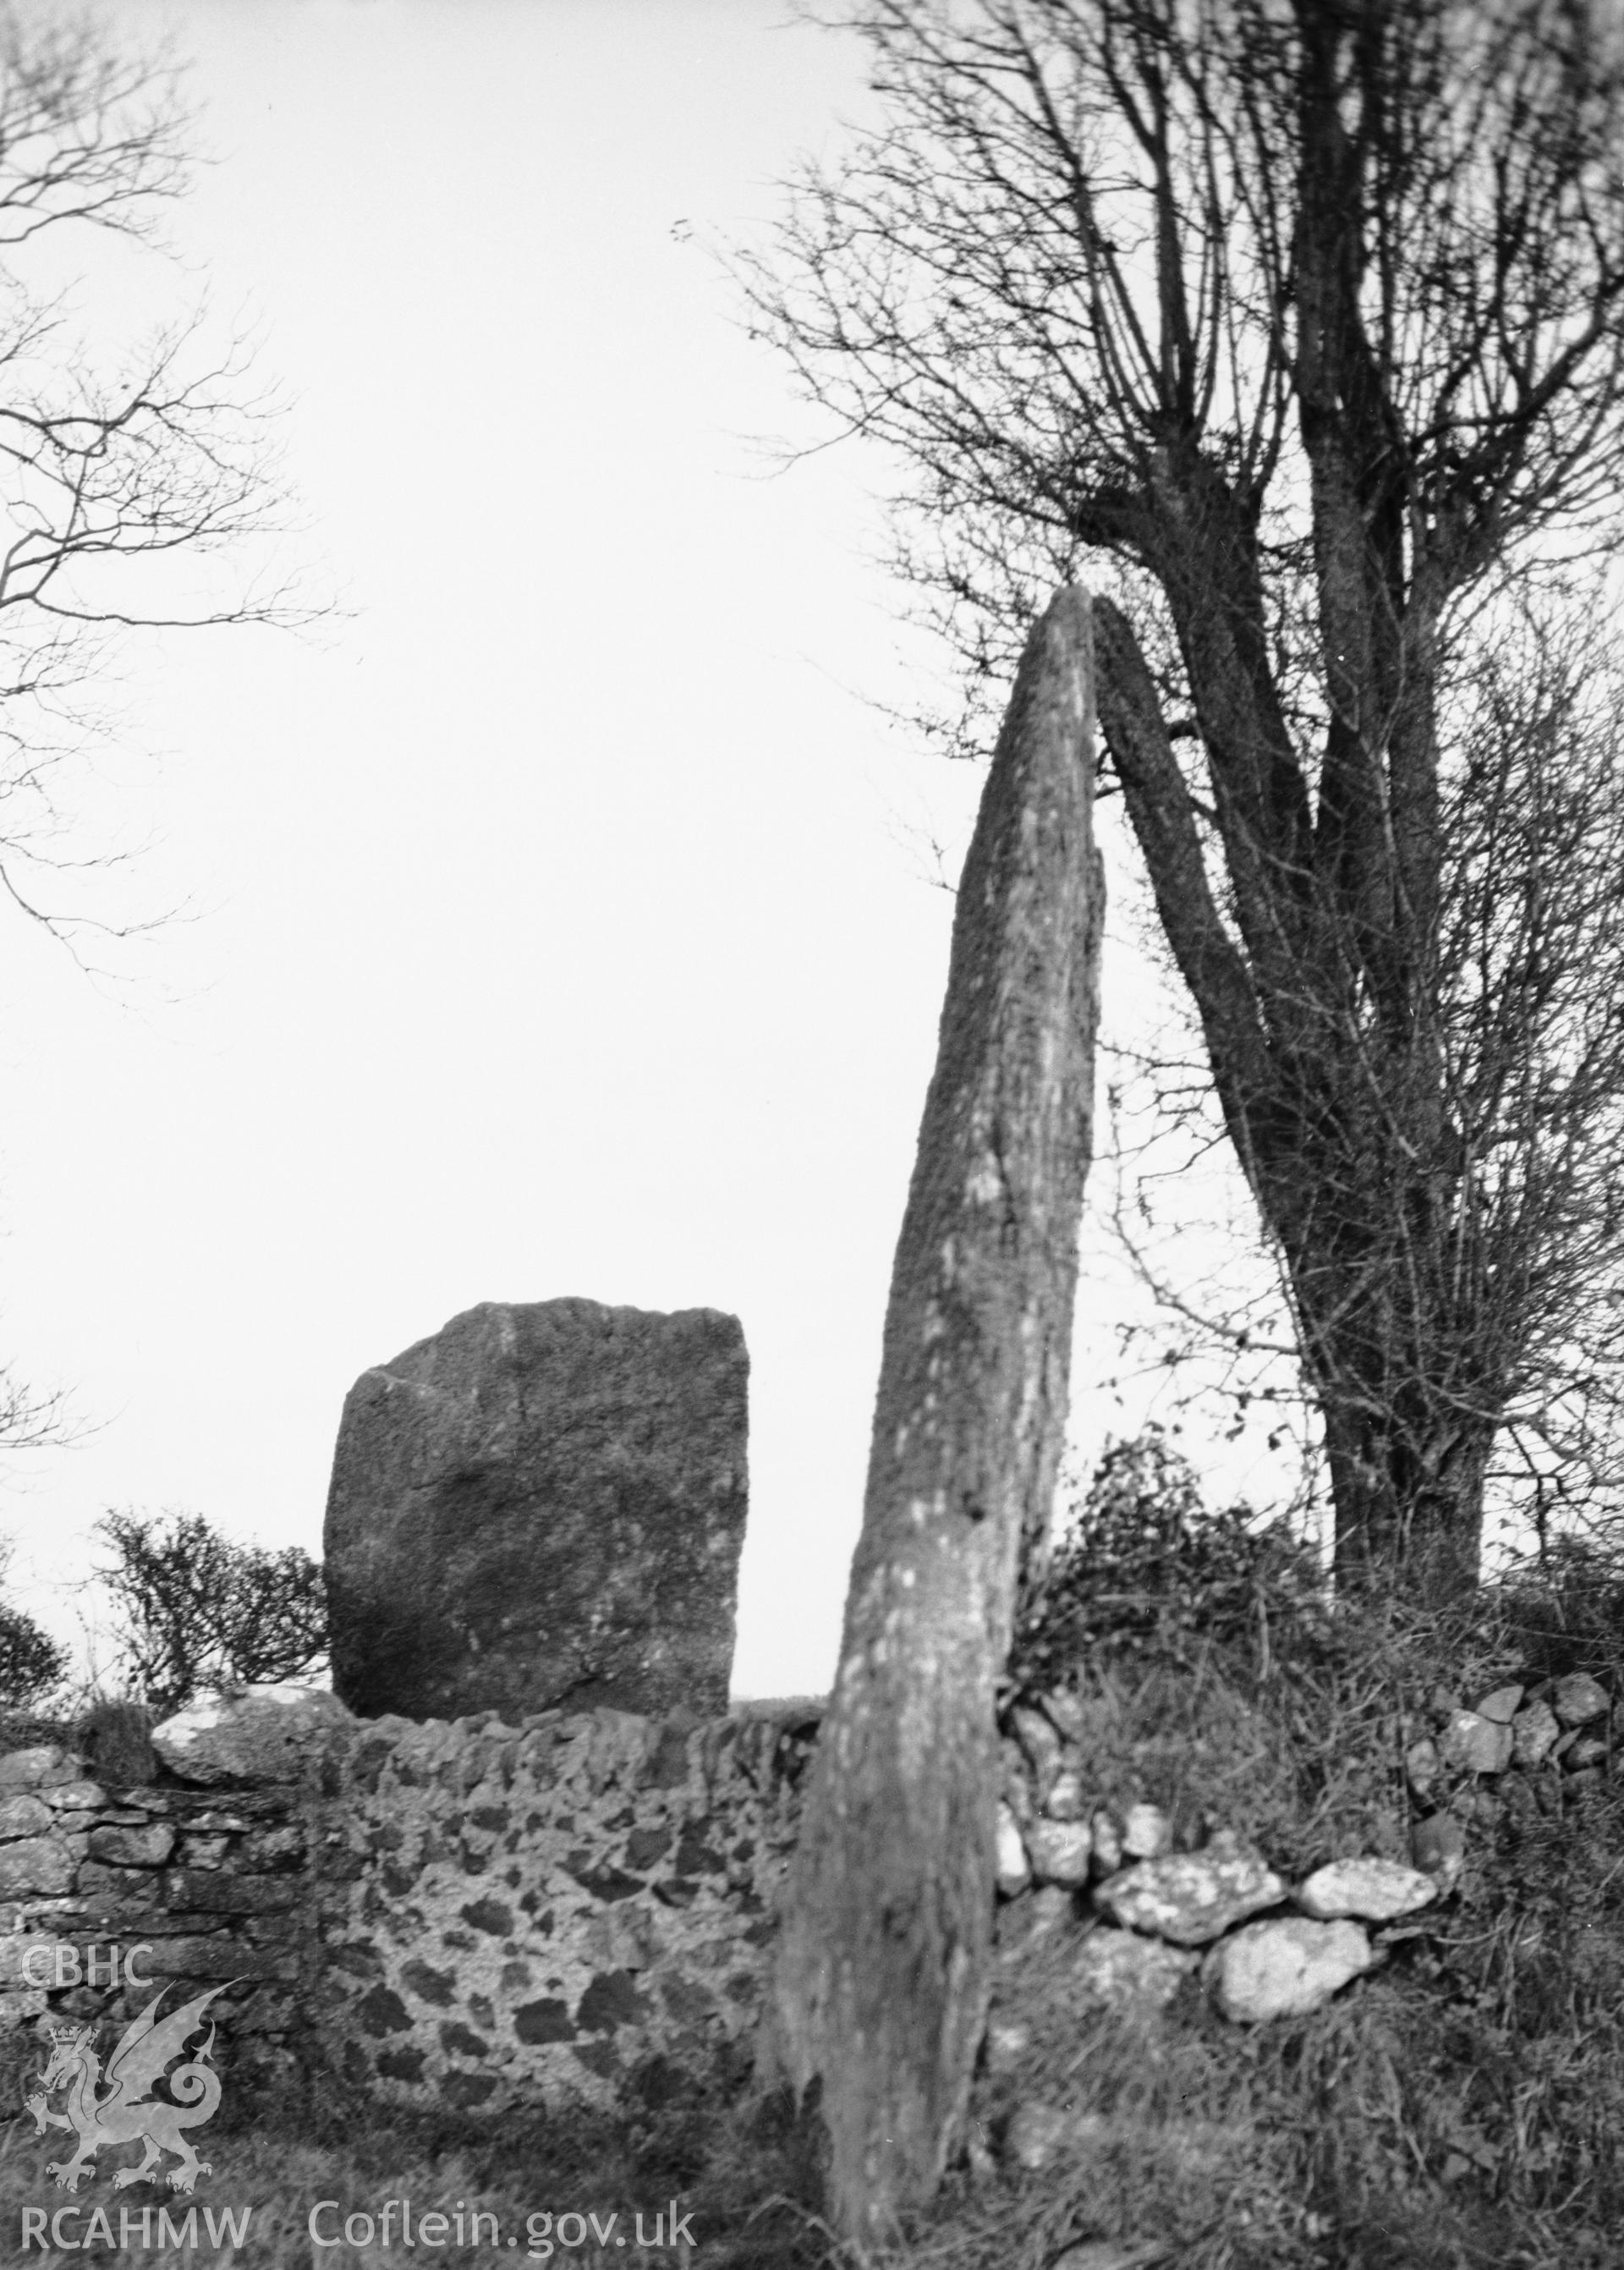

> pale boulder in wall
[1213,1916,1375,2023]
[152,1685,354,1784]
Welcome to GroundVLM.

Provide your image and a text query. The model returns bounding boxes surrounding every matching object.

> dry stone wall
[0,1740,309,2102]
[0,1701,819,2119]
[3,1663,1616,2139]
[313,1702,815,2114]
[987,1666,1624,2061]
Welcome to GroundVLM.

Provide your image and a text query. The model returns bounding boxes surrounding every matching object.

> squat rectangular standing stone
[323,1298,749,1721]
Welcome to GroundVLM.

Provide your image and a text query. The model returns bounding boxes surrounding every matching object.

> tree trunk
[1318,1391,1491,1600]
[761,586,1104,2243]
[1095,596,1495,1601]
[1292,1258,1497,1601]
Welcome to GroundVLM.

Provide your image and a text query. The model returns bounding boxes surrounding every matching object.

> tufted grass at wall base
[938,1903,1624,2270]
[0,2062,835,2267]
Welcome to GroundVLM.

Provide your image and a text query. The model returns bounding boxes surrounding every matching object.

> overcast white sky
[0,0,1294,1701]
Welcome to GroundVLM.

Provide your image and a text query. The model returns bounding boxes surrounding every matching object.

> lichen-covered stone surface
[1552,1672,1610,1727]
[1211,1916,1375,2023]
[1091,1832,1287,1947]
[1294,1857,1437,1923]
[153,1684,354,1784]
[1439,1707,1513,1776]
[312,1702,816,2114]
[1067,1926,1198,2013]
[324,1298,750,1722]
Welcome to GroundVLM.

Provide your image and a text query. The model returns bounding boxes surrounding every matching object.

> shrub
[1012,1431,1326,1693]
[0,1596,66,1711]
[96,1509,327,1716]
[1495,1529,1624,1681]
[78,1695,156,1786]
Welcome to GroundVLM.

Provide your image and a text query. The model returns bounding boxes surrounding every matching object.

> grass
[946,1795,1624,2270]
[903,1545,1624,2270]
[2,1552,1621,2268]
[0,2040,833,2267]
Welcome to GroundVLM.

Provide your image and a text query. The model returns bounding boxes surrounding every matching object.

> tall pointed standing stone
[764,588,1104,2238]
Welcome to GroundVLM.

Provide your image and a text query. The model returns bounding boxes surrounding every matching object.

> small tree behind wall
[96,1509,327,1717]
[0,1531,66,1712]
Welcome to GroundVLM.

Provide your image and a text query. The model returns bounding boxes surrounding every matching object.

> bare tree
[741,0,1624,1593]
[0,7,298,1447]
[0,8,296,943]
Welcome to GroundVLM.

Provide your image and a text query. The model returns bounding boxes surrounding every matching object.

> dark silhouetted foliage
[1014,1431,1327,1689]
[0,1595,66,1710]
[1498,1531,1624,1682]
[96,1509,326,1716]
[78,1694,156,1786]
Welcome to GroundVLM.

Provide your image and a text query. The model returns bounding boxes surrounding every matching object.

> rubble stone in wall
[1024,1819,1092,1889]
[51,1784,109,1813]
[984,2016,1032,2075]
[1010,1706,1064,1803]
[1511,1701,1561,1768]
[1038,1690,1089,1743]
[152,1685,354,1785]
[0,1748,68,1789]
[87,1822,176,1867]
[1001,1740,1035,1825]
[0,1793,52,1840]
[1212,1916,1374,2023]
[996,1803,1032,1896]
[1553,1673,1610,1728]
[1294,1858,1436,1923]
[1045,1768,1086,1822]
[0,1838,76,1897]
[1092,1832,1286,1947]
[1439,1709,1513,1776]
[1405,1737,1440,1800]
[1411,1813,1467,1888]
[1089,1808,1122,1877]
[1069,1927,1198,2014]
[1120,1803,1173,1861]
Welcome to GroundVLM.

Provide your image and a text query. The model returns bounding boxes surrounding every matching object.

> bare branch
[744,0,1624,1590]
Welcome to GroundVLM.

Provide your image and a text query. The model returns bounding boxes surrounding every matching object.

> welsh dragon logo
[24,1982,231,2195]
